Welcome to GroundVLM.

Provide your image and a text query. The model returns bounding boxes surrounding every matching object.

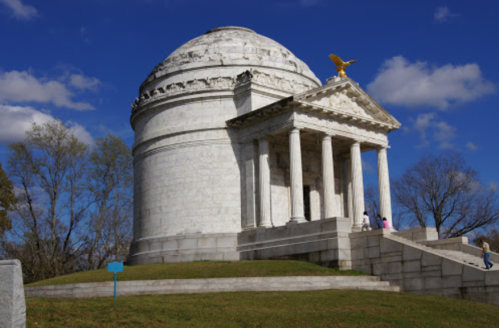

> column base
[258,223,273,228]
[289,217,307,224]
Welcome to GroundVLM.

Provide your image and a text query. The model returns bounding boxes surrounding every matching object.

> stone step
[25,276,399,298]
[389,233,498,271]
[432,249,497,270]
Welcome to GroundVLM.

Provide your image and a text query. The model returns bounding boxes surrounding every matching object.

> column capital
[289,127,301,134]
[350,137,365,145]
[322,132,334,139]
[376,144,391,151]
[350,140,362,148]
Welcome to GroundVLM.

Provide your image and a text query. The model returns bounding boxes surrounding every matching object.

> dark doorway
[303,185,311,221]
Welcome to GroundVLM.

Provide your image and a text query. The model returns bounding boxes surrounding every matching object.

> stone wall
[126,232,239,265]
[350,229,499,306]
[0,260,25,328]
[238,217,352,269]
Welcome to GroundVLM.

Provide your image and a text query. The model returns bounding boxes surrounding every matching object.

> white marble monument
[127,26,401,265]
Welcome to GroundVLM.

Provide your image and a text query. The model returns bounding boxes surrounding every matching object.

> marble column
[258,137,272,227]
[377,146,393,229]
[350,141,364,230]
[344,159,353,225]
[289,128,305,222]
[243,141,257,230]
[322,134,335,219]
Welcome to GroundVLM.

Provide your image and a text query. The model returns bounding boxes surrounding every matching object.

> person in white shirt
[481,239,494,270]
[361,211,371,231]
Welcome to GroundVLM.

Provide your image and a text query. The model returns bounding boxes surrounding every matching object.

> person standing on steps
[361,211,371,231]
[383,217,390,229]
[481,239,494,270]
[376,214,383,229]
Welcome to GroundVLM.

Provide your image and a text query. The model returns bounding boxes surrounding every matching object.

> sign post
[107,261,124,299]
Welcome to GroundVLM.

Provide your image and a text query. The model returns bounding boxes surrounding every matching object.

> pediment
[295,77,401,128]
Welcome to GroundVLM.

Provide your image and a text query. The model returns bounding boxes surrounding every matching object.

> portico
[228,76,400,231]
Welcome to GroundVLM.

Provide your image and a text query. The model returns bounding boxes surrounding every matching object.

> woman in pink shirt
[383,218,390,229]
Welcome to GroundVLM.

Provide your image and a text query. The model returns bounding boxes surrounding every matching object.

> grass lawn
[27,289,499,327]
[26,261,365,287]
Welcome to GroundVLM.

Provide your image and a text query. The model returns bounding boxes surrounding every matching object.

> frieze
[132,71,315,110]
[235,69,315,95]
[131,76,236,110]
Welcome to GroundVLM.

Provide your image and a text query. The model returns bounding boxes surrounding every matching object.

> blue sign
[107,261,124,299]
[108,261,124,273]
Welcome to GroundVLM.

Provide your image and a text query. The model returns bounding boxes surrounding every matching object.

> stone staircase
[349,228,499,306]
[391,231,497,271]
[388,233,495,271]
[25,276,399,298]
[433,249,496,270]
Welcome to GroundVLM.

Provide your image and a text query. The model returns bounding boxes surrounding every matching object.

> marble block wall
[238,217,353,270]
[350,229,499,306]
[0,260,26,328]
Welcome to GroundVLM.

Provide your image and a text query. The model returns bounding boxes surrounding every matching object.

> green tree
[392,152,499,238]
[0,162,17,234]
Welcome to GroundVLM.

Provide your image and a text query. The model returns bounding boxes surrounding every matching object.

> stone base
[126,233,239,265]
[238,217,353,270]
[0,260,26,328]
[127,217,354,269]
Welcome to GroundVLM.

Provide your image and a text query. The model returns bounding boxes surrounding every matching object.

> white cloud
[0,104,93,145]
[0,0,37,20]
[0,104,53,143]
[490,182,498,192]
[67,122,94,145]
[367,56,495,109]
[466,142,479,151]
[69,74,101,91]
[0,70,95,110]
[434,6,459,23]
[433,120,457,149]
[434,6,450,22]
[407,113,457,149]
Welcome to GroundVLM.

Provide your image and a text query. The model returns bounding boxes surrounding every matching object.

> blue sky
[0,0,498,191]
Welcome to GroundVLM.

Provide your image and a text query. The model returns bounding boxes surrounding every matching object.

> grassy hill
[26,260,365,287]
[27,289,499,327]
[26,260,499,327]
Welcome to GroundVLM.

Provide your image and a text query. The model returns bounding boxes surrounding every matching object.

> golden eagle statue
[329,54,359,78]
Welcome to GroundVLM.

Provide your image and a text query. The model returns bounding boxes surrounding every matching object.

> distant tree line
[0,121,133,284]
[366,152,499,242]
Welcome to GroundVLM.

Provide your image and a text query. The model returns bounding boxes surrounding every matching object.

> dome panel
[142,26,321,88]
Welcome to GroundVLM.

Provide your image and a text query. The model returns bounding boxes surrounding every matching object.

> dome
[140,26,321,91]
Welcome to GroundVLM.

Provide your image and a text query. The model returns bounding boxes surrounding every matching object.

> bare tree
[473,229,499,253]
[82,134,133,270]
[392,152,499,238]
[1,121,90,282]
[0,122,134,283]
